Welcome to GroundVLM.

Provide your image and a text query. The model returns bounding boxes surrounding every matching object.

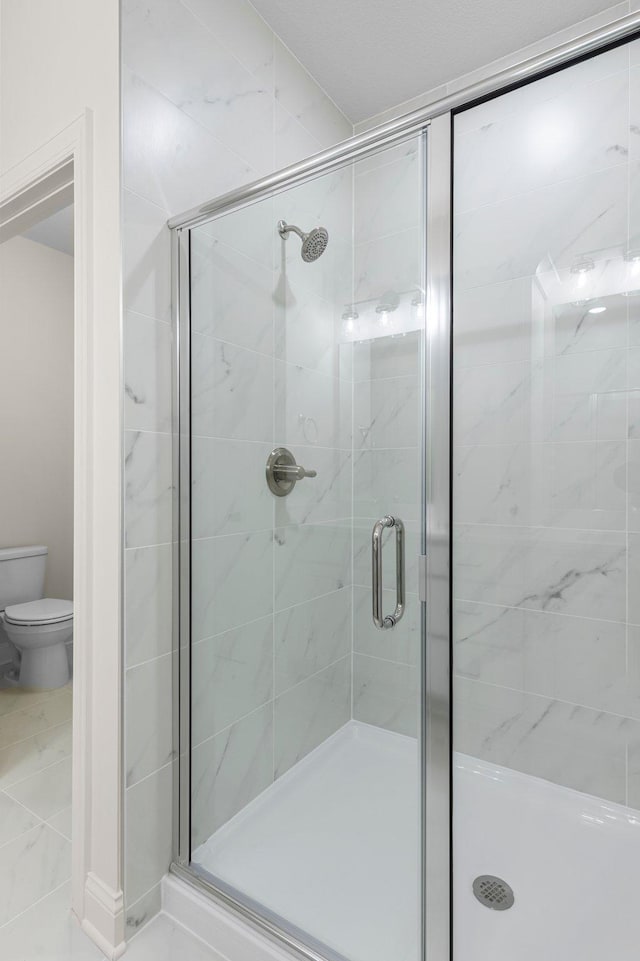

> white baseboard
[82,872,126,960]
[161,874,302,961]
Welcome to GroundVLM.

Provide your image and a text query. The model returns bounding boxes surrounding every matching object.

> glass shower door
[183,134,430,961]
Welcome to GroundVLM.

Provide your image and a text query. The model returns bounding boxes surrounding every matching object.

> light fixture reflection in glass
[341,306,359,338]
[588,305,607,314]
[412,296,425,320]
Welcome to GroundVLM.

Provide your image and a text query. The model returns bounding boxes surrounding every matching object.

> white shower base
[193,720,640,961]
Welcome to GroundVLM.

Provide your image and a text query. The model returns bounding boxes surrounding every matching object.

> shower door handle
[372,515,405,630]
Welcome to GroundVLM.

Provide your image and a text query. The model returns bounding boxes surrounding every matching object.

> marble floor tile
[0,721,72,792]
[6,756,73,822]
[0,791,40,847]
[0,823,71,926]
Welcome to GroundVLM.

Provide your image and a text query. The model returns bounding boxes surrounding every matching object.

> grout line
[0,879,70,932]
[192,654,352,751]
[455,674,640,724]
[453,595,629,628]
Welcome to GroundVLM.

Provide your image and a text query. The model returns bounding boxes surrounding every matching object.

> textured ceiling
[251,0,619,122]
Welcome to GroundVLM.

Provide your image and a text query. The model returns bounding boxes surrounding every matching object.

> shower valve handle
[275,464,317,480]
[266,447,317,496]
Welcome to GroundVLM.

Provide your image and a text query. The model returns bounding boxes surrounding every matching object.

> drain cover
[472,875,514,911]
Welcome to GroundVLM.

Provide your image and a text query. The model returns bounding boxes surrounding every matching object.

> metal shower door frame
[170,123,450,960]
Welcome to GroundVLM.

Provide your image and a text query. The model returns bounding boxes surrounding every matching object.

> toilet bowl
[2,598,73,689]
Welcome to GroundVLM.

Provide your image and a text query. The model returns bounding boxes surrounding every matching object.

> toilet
[0,545,73,689]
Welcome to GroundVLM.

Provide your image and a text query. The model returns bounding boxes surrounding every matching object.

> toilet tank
[0,546,47,611]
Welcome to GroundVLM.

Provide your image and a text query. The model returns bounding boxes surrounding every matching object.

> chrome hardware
[372,515,405,629]
[266,447,317,497]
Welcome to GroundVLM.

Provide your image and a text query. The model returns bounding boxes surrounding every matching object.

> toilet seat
[4,598,73,627]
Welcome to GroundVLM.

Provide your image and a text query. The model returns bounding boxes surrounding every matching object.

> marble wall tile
[191,438,273,538]
[126,654,174,787]
[0,823,70,926]
[190,231,274,355]
[353,330,421,382]
[454,164,627,291]
[191,616,273,745]
[628,440,640,533]
[353,585,420,667]
[455,601,627,714]
[274,588,351,694]
[274,360,352,450]
[453,277,532,369]
[353,448,420,522]
[454,679,628,803]
[124,311,173,432]
[191,335,274,442]
[354,227,422,303]
[191,531,273,641]
[122,68,255,215]
[274,284,351,381]
[453,361,531,447]
[453,43,628,136]
[353,375,419,450]
[553,294,627,355]
[273,39,351,150]
[274,102,323,170]
[454,525,626,622]
[126,883,162,940]
[455,440,627,530]
[180,0,274,81]
[628,534,640,626]
[354,150,421,241]
[353,654,418,738]
[125,763,173,906]
[454,69,629,213]
[191,703,273,845]
[274,656,350,777]
[122,190,172,323]
[627,723,640,808]
[274,521,351,611]
[274,447,351,527]
[201,195,275,271]
[125,544,173,668]
[124,430,173,549]
[122,0,275,176]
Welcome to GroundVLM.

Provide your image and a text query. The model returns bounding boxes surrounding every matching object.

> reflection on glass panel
[453,42,640,960]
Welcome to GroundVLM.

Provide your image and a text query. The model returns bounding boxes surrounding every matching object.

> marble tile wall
[351,140,424,737]
[122,0,351,932]
[452,40,640,808]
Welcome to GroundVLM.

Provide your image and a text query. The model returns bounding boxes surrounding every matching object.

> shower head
[278,220,329,262]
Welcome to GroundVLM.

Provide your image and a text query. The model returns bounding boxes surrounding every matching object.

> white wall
[0,235,74,599]
[0,0,123,947]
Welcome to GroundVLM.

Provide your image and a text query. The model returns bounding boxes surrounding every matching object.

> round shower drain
[472,875,515,911]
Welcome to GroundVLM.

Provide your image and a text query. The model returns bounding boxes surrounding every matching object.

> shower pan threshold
[193,720,420,961]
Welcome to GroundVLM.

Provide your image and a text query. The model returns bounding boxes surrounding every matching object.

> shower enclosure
[170,16,640,961]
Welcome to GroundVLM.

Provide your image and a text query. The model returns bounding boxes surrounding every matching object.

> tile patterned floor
[0,680,221,960]
[0,682,73,930]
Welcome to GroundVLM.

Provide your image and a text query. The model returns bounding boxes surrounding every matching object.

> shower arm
[278,220,305,240]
